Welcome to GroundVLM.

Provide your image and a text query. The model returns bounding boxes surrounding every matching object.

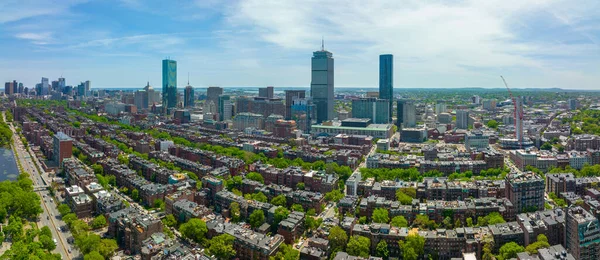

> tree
[274,207,290,225]
[246,172,264,184]
[40,226,52,238]
[324,189,344,202]
[208,234,236,259]
[484,212,506,225]
[76,233,101,255]
[396,189,413,205]
[252,192,268,203]
[179,218,208,244]
[91,215,107,229]
[413,214,437,229]
[131,188,139,202]
[391,216,408,227]
[305,216,323,231]
[58,204,72,216]
[540,142,553,150]
[296,182,305,190]
[372,208,389,223]
[84,251,104,260]
[39,235,56,251]
[482,242,494,260]
[163,214,177,227]
[487,120,499,129]
[270,244,300,260]
[154,199,166,211]
[347,235,370,258]
[229,202,241,223]
[249,210,266,228]
[399,233,425,260]
[289,204,303,212]
[443,216,453,229]
[358,216,367,224]
[328,226,348,252]
[271,195,287,206]
[498,242,525,260]
[91,164,104,175]
[376,240,389,258]
[62,213,77,226]
[525,234,550,254]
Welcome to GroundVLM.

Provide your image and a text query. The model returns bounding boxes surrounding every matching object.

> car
[68,248,72,253]
[47,216,49,220]
[53,239,57,245]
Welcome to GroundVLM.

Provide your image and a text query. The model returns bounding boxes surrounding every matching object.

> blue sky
[1,0,599,89]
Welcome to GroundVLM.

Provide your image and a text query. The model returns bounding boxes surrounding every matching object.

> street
[5,112,79,259]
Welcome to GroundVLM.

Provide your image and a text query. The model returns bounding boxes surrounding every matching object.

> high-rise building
[58,77,66,92]
[18,83,23,94]
[515,97,524,143]
[566,206,600,260]
[218,95,232,121]
[351,98,390,124]
[258,86,274,99]
[291,97,315,133]
[435,101,447,115]
[162,59,177,109]
[456,110,469,129]
[285,90,306,120]
[379,54,393,121]
[207,86,223,106]
[505,172,544,213]
[4,81,17,95]
[41,77,49,95]
[233,113,264,130]
[184,85,194,108]
[482,99,497,111]
[53,132,73,167]
[397,99,416,128]
[134,82,156,110]
[310,42,334,123]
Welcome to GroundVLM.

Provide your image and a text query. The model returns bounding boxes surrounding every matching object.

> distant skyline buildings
[259,86,274,99]
[379,54,393,121]
[351,98,390,124]
[162,59,177,109]
[310,42,334,123]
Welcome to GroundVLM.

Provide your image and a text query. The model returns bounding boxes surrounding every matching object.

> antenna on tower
[321,36,324,51]
[187,72,190,85]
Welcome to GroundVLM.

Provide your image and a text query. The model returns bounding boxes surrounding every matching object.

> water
[0,148,19,181]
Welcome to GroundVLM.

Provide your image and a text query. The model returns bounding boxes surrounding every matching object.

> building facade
[310,45,334,123]
[379,54,393,121]
[351,98,390,124]
[162,59,177,109]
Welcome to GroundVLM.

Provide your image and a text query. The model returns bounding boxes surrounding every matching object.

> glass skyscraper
[310,44,334,123]
[351,98,390,124]
[162,59,177,109]
[379,54,393,121]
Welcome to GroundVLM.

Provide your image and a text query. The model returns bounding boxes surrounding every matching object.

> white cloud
[14,32,53,45]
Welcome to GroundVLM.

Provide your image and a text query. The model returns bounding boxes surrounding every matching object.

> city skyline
[1,1,598,90]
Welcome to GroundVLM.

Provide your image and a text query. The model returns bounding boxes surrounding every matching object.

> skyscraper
[285,90,306,120]
[184,84,194,108]
[259,86,274,99]
[396,99,405,128]
[310,41,334,123]
[515,97,524,144]
[351,98,390,124]
[456,110,469,129]
[218,95,232,121]
[53,132,73,167]
[41,77,49,95]
[402,100,416,128]
[162,59,177,109]
[379,54,393,121]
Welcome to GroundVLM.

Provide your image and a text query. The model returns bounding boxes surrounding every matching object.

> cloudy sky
[1,0,599,89]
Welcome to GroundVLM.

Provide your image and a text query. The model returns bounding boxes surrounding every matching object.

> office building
[457,110,469,129]
[58,77,65,92]
[379,54,393,121]
[206,86,223,106]
[233,113,264,130]
[285,90,306,120]
[310,42,334,123]
[311,118,393,139]
[40,77,50,95]
[53,131,73,167]
[259,86,274,99]
[291,97,316,133]
[482,99,497,111]
[162,59,177,109]
[505,172,544,213]
[184,84,194,108]
[134,82,158,110]
[435,101,447,115]
[236,96,285,119]
[397,99,416,128]
[4,81,17,95]
[515,97,524,143]
[218,95,232,121]
[566,207,600,260]
[465,131,490,152]
[351,98,390,124]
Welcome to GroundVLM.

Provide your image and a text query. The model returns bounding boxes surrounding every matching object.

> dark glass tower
[379,54,393,121]
[310,42,334,123]
[162,59,177,109]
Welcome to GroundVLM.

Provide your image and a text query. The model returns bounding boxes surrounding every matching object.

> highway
[5,112,79,259]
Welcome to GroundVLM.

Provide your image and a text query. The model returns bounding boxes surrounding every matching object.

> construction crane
[501,76,523,148]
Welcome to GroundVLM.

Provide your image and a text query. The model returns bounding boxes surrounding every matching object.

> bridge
[33,185,49,192]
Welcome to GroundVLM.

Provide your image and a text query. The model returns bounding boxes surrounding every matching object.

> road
[5,112,79,259]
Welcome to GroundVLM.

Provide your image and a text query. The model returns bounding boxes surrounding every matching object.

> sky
[0,0,599,90]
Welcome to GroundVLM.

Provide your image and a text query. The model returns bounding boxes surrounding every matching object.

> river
[0,147,19,181]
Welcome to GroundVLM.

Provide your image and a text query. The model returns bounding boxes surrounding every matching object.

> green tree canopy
[372,208,389,223]
[391,216,408,227]
[346,235,371,258]
[328,226,348,252]
[246,172,264,184]
[271,195,287,206]
[376,240,389,258]
[497,242,525,260]
[179,218,208,244]
[249,210,266,228]
[208,234,236,259]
